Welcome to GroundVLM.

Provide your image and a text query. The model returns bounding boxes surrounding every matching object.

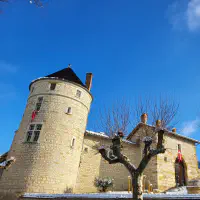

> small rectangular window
[50,83,56,90]
[26,131,32,142]
[33,131,40,142]
[25,124,42,143]
[67,107,72,115]
[71,137,75,148]
[76,90,81,98]
[35,97,43,111]
[29,124,35,131]
[38,97,43,103]
[178,144,181,151]
[36,124,42,130]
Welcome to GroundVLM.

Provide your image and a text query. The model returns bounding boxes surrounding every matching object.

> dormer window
[76,90,81,98]
[50,83,56,90]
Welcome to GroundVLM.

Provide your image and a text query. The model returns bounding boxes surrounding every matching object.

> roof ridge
[126,123,200,144]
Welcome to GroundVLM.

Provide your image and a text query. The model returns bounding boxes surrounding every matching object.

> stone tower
[0,67,93,194]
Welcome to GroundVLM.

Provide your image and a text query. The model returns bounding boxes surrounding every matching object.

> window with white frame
[35,97,43,111]
[25,124,43,143]
[50,83,56,91]
[71,137,76,148]
[76,90,81,98]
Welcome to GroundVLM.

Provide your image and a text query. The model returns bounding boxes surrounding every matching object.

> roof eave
[29,77,93,101]
[126,123,200,144]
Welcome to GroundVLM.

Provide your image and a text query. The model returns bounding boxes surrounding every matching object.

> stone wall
[0,79,92,195]
[129,124,199,192]
[129,126,158,190]
[157,133,199,191]
[75,134,141,193]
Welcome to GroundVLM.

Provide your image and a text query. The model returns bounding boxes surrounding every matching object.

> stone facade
[75,133,141,193]
[0,78,92,195]
[0,68,200,197]
[157,133,199,191]
[129,124,200,192]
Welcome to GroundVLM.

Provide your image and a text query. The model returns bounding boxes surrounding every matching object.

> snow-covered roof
[127,123,200,144]
[85,130,136,145]
[0,152,8,163]
[22,193,200,199]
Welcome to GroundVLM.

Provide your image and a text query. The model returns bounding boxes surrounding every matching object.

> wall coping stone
[22,193,200,199]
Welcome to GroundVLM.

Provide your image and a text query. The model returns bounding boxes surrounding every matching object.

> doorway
[175,158,187,186]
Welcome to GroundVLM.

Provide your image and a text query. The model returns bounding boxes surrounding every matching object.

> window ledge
[23,142,39,144]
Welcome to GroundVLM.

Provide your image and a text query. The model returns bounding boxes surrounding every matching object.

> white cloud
[181,118,200,136]
[168,0,200,32]
[187,0,200,31]
[167,0,186,31]
[0,60,18,73]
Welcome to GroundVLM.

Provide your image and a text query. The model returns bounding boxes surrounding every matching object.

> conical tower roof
[46,67,85,87]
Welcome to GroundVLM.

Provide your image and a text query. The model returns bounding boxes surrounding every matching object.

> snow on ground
[23,192,200,199]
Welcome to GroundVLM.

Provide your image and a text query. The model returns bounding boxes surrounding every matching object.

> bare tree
[97,96,179,199]
[99,130,166,200]
[98,100,132,137]
[135,96,179,129]
[98,96,179,138]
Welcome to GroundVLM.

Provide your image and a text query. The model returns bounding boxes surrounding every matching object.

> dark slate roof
[46,67,85,87]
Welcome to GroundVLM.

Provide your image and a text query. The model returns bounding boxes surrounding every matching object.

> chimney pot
[85,73,93,91]
[156,120,162,128]
[172,128,176,133]
[141,113,148,124]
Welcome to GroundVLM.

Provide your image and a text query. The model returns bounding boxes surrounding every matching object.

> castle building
[0,67,200,196]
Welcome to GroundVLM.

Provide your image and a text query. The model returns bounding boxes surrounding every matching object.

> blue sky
[1,0,200,159]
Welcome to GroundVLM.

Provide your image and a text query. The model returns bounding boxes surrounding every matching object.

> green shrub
[94,177,114,192]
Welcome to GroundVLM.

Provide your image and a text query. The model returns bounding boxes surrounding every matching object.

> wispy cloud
[187,0,200,31]
[168,0,200,32]
[181,118,200,136]
[0,60,18,73]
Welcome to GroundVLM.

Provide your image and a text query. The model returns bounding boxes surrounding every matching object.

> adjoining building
[0,66,199,196]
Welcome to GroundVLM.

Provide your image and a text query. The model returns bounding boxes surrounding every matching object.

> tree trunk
[132,173,143,200]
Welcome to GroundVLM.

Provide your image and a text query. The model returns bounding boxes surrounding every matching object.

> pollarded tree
[99,128,166,200]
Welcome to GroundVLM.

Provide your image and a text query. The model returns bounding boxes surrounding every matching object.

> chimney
[172,128,176,133]
[156,120,161,128]
[141,113,148,124]
[85,73,93,91]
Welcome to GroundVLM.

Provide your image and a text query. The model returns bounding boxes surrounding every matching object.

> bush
[94,177,114,192]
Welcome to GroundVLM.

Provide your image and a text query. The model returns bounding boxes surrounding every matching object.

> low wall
[2,193,200,200]
[21,193,200,200]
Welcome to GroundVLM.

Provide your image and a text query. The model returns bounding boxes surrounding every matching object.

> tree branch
[99,147,120,164]
[137,147,166,174]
